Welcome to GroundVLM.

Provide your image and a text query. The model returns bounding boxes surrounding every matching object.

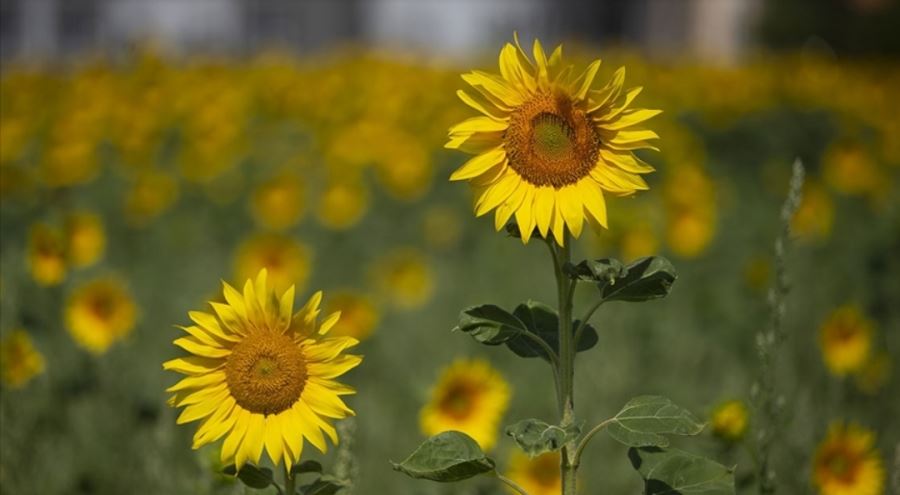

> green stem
[284,464,295,495]
[550,234,577,495]
[572,418,615,466]
[495,471,531,495]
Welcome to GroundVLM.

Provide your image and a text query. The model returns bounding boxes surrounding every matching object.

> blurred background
[1,1,898,494]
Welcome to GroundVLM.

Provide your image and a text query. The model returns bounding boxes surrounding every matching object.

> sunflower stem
[551,234,578,495]
[284,463,295,495]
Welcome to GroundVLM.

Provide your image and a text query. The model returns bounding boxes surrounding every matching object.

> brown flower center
[505,90,600,188]
[225,330,307,415]
[438,380,479,420]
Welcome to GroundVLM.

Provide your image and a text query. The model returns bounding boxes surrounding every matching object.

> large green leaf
[606,396,705,447]
[506,301,598,361]
[505,418,580,457]
[566,258,627,291]
[601,257,677,302]
[454,304,528,345]
[300,475,346,495]
[222,464,274,489]
[391,431,495,482]
[628,447,735,494]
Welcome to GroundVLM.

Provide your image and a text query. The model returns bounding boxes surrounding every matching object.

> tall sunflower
[419,358,510,451]
[813,422,884,495]
[164,269,361,469]
[447,34,659,245]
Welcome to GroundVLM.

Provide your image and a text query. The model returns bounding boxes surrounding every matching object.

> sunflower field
[1,39,898,495]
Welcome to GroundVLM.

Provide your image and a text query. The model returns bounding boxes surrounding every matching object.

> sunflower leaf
[565,258,627,290]
[506,418,580,457]
[391,431,496,482]
[628,447,735,494]
[454,304,528,345]
[300,475,347,495]
[223,464,274,489]
[291,460,324,476]
[506,301,598,361]
[606,395,705,447]
[569,256,676,302]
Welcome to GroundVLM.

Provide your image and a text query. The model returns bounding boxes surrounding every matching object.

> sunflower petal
[450,147,506,181]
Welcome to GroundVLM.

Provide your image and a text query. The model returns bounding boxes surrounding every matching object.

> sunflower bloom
[65,277,138,354]
[812,422,884,495]
[710,399,749,442]
[507,451,562,495]
[65,211,106,268]
[447,34,659,245]
[164,270,361,469]
[420,358,510,451]
[234,233,312,295]
[27,223,67,286]
[0,330,45,388]
[324,291,380,341]
[819,305,873,376]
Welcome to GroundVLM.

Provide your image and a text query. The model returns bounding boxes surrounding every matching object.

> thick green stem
[551,234,577,495]
[284,464,295,495]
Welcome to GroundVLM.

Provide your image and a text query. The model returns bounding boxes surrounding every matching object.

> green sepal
[505,419,581,457]
[391,431,495,482]
[628,447,735,494]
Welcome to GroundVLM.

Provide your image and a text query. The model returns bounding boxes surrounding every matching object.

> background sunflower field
[1,1,899,494]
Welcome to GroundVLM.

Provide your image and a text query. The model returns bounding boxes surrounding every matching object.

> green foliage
[300,476,347,495]
[223,464,274,490]
[391,431,495,482]
[291,460,324,476]
[628,447,735,495]
[505,418,581,457]
[606,396,705,448]
[569,256,677,302]
[455,304,527,345]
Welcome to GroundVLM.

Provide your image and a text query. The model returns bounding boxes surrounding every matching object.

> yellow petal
[494,181,527,231]
[304,336,359,362]
[264,413,284,465]
[550,204,566,245]
[594,87,644,122]
[514,186,537,243]
[281,408,304,466]
[239,413,266,465]
[449,116,509,136]
[532,38,550,87]
[445,131,504,153]
[573,59,602,101]
[597,107,660,131]
[177,389,228,424]
[173,337,231,359]
[293,402,327,452]
[578,179,608,228]
[221,282,247,318]
[533,187,555,237]
[166,371,226,393]
[590,165,649,194]
[557,186,584,238]
[450,147,506,181]
[221,408,250,466]
[457,90,508,120]
[302,382,354,418]
[475,172,519,217]
[307,355,362,379]
[598,149,655,174]
[461,71,524,107]
[163,355,223,375]
[588,67,625,113]
[318,311,341,335]
[278,285,295,331]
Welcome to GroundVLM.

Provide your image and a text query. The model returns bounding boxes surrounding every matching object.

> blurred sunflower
[323,291,379,341]
[371,248,434,310]
[447,34,659,245]
[234,233,312,295]
[823,140,881,197]
[27,223,67,286]
[65,277,137,354]
[506,451,562,495]
[65,211,106,268]
[819,305,873,376]
[315,180,369,231]
[250,172,305,231]
[0,330,45,388]
[422,205,464,250]
[792,181,834,242]
[124,168,180,227]
[164,270,361,469]
[812,422,884,495]
[420,358,510,451]
[710,399,749,442]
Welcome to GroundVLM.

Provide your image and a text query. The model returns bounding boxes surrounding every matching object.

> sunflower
[812,422,884,495]
[0,330,45,388]
[234,233,312,295]
[27,223,67,286]
[250,172,305,231]
[420,358,510,451]
[65,277,138,354]
[506,451,562,495]
[710,399,749,442]
[792,181,834,242]
[164,270,361,469]
[124,168,180,227]
[819,305,873,376]
[65,211,106,268]
[371,248,434,310]
[315,180,369,231]
[446,34,659,245]
[324,291,379,341]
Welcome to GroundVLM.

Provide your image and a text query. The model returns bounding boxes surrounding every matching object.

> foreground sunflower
[447,34,659,245]
[812,422,884,495]
[419,358,510,450]
[164,269,361,469]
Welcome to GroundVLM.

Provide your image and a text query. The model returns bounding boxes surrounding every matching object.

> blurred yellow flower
[664,165,716,258]
[506,451,562,495]
[420,358,510,451]
[124,168,180,227]
[372,132,433,202]
[620,221,659,261]
[234,233,312,295]
[65,211,106,268]
[164,270,361,469]
[0,330,45,388]
[792,181,834,242]
[824,140,881,197]
[65,277,138,354]
[372,247,434,310]
[324,291,379,341]
[666,207,715,258]
[819,305,873,376]
[27,223,67,286]
[447,34,659,245]
[40,140,100,188]
[813,422,884,495]
[854,352,891,395]
[422,205,464,250]
[710,399,749,442]
[315,180,369,231]
[250,172,305,231]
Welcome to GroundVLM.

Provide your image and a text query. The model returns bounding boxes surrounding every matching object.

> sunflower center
[505,90,599,188]
[225,330,307,415]
[438,382,477,420]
